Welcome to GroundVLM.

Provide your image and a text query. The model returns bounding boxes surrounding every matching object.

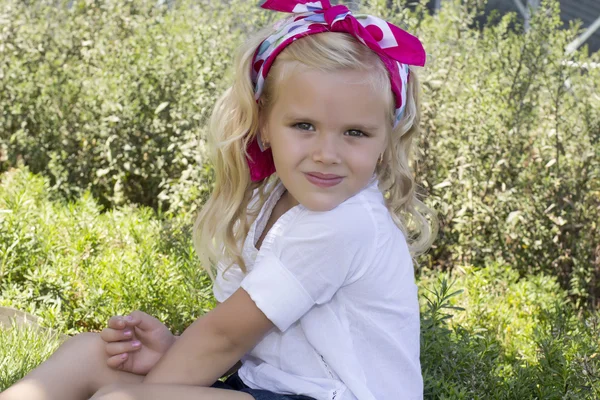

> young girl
[0,1,436,399]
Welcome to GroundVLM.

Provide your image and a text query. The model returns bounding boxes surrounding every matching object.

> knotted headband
[246,0,427,181]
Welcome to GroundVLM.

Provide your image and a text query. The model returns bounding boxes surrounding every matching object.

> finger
[108,314,143,331]
[100,327,134,343]
[106,353,128,370]
[127,310,160,331]
[107,316,127,330]
[105,340,142,357]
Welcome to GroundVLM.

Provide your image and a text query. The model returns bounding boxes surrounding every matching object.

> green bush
[0,324,63,392]
[372,0,600,304]
[0,0,270,213]
[2,0,598,303]
[0,167,214,334]
[420,265,600,399]
[2,1,599,395]
[1,168,598,397]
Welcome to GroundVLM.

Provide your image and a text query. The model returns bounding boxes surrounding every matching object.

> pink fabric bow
[246,0,426,181]
[260,0,425,67]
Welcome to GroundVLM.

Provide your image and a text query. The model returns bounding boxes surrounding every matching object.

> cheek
[348,146,379,169]
[272,134,304,163]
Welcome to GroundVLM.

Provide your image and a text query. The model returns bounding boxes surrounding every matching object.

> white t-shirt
[213,178,422,400]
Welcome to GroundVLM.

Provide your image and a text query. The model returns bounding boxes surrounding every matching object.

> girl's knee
[64,332,105,358]
[70,333,144,395]
[64,331,98,346]
[59,332,109,385]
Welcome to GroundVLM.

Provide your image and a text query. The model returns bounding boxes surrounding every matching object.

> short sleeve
[213,261,246,303]
[240,205,376,332]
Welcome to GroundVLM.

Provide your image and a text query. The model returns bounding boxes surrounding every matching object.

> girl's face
[261,67,390,212]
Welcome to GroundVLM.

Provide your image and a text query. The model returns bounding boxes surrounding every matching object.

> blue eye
[293,122,315,131]
[345,129,367,137]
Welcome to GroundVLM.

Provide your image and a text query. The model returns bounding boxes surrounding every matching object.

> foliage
[0,0,270,214]
[371,0,600,304]
[0,168,598,398]
[2,0,598,303]
[0,168,214,335]
[0,323,63,392]
[420,265,600,399]
[2,0,600,395]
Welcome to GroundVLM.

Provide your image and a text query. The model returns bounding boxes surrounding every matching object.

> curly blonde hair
[193,25,437,278]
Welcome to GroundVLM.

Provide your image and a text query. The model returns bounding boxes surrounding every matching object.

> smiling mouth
[304,172,344,188]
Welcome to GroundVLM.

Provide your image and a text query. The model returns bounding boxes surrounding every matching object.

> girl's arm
[211,300,243,378]
[142,288,273,386]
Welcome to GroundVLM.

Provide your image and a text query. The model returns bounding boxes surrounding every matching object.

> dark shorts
[211,372,316,400]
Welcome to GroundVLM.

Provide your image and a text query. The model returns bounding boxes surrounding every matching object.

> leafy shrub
[2,1,599,395]
[420,265,600,399]
[3,0,598,303]
[1,171,598,397]
[0,324,63,392]
[370,0,600,304]
[0,0,270,213]
[0,168,214,334]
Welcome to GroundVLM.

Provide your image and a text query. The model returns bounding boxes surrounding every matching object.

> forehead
[269,67,391,128]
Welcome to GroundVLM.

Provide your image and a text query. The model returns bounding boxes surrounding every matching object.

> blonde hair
[193,24,438,278]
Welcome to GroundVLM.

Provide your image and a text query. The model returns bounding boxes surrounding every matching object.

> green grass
[420,267,600,399]
[0,168,215,335]
[1,168,599,398]
[0,324,63,391]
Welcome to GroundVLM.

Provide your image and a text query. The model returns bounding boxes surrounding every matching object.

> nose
[311,133,341,164]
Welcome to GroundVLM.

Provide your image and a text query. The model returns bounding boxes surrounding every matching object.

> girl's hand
[100,310,176,375]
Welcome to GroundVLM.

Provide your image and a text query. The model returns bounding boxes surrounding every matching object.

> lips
[307,172,343,179]
[304,172,344,188]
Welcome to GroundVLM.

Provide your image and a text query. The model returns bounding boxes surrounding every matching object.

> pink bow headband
[246,0,427,181]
